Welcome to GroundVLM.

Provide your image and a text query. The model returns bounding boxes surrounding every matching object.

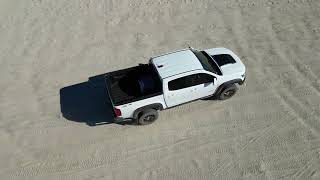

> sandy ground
[0,0,320,179]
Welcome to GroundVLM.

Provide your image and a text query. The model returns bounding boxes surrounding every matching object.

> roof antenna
[188,45,193,50]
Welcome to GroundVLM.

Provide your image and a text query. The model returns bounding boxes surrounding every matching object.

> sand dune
[0,0,320,179]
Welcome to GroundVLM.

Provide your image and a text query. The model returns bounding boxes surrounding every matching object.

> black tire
[137,109,159,125]
[218,84,238,100]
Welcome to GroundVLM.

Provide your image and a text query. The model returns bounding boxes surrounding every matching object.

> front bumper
[238,76,246,85]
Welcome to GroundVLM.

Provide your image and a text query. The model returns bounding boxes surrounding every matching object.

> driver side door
[193,73,217,99]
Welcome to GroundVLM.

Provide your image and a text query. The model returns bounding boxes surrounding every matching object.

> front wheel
[218,84,238,100]
[137,109,159,125]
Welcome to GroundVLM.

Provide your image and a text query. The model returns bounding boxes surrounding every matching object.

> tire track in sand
[269,16,320,96]
[5,108,295,178]
[262,18,320,137]
[275,88,320,136]
[210,114,297,177]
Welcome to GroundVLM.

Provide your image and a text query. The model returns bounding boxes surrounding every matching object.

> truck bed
[105,64,163,106]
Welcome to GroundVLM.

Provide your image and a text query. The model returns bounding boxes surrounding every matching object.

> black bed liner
[105,64,163,106]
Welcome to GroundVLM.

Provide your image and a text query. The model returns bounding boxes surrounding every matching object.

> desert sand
[0,0,320,179]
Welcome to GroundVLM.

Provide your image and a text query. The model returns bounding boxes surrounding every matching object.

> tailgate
[104,74,116,117]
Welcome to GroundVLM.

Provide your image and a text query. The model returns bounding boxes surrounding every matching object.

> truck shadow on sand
[59,73,128,126]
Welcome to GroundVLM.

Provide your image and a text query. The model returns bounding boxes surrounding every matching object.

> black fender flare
[214,79,242,96]
[133,103,163,120]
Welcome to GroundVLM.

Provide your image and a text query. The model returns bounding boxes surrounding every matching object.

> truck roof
[151,49,204,79]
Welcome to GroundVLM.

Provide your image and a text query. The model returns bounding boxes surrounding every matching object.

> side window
[168,73,215,91]
[168,76,188,91]
[198,73,215,84]
[185,74,200,87]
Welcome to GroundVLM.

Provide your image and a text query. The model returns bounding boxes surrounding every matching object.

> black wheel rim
[224,90,235,97]
[143,115,155,122]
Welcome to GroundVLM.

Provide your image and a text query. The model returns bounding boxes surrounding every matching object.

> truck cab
[105,47,246,125]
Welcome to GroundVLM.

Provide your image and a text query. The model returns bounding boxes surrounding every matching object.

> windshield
[192,50,222,75]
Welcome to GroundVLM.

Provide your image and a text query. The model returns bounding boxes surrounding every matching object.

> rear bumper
[114,117,125,123]
[114,117,132,123]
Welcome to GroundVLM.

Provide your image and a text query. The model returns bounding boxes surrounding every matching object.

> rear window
[211,54,236,66]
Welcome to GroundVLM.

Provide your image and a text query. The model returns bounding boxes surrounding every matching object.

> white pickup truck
[105,47,246,125]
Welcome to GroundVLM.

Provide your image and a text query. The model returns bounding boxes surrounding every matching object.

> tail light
[114,108,122,117]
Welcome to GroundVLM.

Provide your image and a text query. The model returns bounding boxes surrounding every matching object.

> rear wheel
[137,109,159,125]
[218,84,238,100]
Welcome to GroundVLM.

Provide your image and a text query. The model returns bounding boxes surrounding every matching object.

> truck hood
[204,48,245,75]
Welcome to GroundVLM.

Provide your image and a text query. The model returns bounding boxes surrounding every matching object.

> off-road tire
[218,84,238,100]
[137,109,159,125]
